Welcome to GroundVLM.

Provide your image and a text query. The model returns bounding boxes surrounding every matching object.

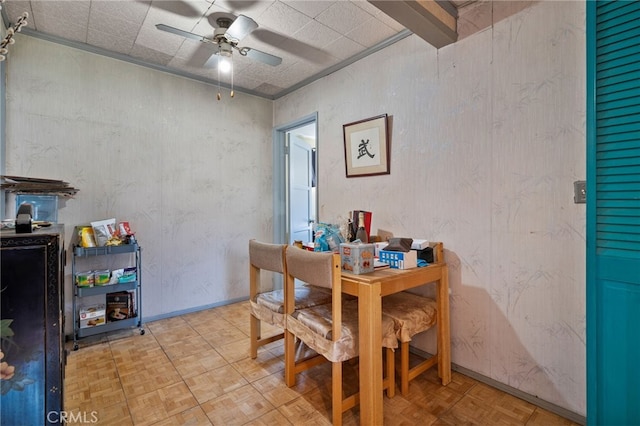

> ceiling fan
[156,15,283,68]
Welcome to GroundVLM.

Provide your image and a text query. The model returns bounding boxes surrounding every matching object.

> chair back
[285,247,342,339]
[285,247,337,289]
[249,239,287,302]
[249,239,286,273]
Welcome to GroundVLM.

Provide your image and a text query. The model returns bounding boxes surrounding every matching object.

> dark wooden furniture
[1,226,65,425]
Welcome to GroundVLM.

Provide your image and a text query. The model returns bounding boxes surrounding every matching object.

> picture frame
[343,114,390,178]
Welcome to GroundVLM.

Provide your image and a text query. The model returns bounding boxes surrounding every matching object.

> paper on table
[374,259,390,269]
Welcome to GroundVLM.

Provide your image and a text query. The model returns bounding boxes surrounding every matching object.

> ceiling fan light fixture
[216,42,233,73]
[216,41,234,101]
[218,56,232,73]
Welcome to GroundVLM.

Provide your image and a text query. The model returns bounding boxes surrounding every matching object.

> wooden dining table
[340,245,451,425]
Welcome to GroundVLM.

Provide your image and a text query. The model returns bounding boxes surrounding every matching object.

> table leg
[437,266,452,385]
[358,280,383,425]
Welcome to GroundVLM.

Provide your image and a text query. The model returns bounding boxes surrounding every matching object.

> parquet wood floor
[64,301,581,425]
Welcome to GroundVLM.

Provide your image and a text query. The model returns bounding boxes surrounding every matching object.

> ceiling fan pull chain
[217,46,222,101]
[230,55,234,98]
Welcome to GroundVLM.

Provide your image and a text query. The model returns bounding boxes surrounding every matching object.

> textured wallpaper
[274,1,586,416]
[5,36,274,330]
[4,0,586,417]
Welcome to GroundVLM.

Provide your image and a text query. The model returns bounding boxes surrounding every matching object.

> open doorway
[272,113,318,246]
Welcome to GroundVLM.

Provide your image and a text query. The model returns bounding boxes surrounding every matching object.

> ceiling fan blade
[241,47,282,66]
[203,53,220,69]
[147,1,202,18]
[188,44,218,68]
[225,15,258,42]
[156,24,205,42]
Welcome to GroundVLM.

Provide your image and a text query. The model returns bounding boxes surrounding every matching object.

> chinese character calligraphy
[357,139,375,160]
[343,114,390,178]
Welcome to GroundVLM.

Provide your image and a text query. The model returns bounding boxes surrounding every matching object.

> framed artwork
[343,114,390,178]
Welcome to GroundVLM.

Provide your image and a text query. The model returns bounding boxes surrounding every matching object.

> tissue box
[411,239,429,250]
[79,304,106,328]
[379,249,417,269]
[340,243,375,274]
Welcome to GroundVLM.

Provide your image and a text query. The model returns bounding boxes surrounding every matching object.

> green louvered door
[587,1,640,425]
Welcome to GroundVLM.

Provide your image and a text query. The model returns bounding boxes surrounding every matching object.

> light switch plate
[574,181,586,204]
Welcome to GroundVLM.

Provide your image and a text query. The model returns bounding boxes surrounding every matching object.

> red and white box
[79,304,106,328]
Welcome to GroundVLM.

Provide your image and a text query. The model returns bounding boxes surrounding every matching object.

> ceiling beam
[369,0,458,48]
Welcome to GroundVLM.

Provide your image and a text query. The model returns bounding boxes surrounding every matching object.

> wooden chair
[381,242,451,395]
[249,240,332,359]
[283,247,397,426]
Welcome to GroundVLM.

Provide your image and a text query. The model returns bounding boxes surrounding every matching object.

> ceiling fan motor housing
[217,41,233,57]
[216,17,233,29]
[213,27,231,43]
[215,17,240,44]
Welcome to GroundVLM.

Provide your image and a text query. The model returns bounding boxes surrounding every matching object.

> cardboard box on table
[340,243,375,274]
[379,249,418,270]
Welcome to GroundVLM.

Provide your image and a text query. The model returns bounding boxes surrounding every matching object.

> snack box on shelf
[106,291,133,321]
[79,304,106,328]
[76,271,94,287]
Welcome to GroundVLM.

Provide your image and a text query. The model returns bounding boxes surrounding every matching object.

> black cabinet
[1,226,65,425]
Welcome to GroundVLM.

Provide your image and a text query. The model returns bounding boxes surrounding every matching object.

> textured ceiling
[2,1,469,99]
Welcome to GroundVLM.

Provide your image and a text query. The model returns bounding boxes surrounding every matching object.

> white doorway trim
[272,112,318,245]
